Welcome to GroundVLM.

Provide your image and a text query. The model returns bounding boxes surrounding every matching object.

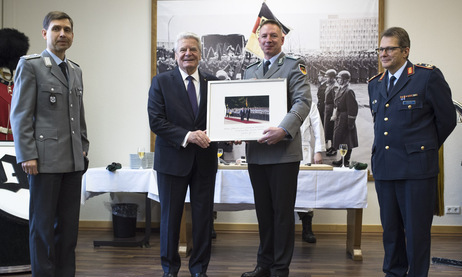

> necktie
[59,62,68,81]
[263,60,271,75]
[388,75,396,94]
[186,76,198,116]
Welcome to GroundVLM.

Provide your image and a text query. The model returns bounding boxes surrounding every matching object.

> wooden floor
[5,230,462,277]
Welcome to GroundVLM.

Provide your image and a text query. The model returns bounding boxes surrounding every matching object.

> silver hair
[174,32,202,53]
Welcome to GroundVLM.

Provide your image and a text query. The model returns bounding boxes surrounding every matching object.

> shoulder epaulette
[285,56,297,60]
[23,54,41,60]
[415,63,435,70]
[246,61,260,69]
[368,72,384,82]
[68,59,80,67]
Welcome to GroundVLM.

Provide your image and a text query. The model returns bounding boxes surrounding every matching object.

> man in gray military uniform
[10,11,89,276]
[241,19,311,277]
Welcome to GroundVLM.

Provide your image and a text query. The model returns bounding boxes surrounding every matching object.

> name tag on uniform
[403,100,415,105]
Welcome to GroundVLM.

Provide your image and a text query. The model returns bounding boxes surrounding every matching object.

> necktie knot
[59,62,68,81]
[263,60,271,75]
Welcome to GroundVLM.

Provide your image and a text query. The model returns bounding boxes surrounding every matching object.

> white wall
[1,0,461,227]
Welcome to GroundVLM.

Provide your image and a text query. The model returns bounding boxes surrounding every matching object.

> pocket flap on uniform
[39,84,63,94]
[35,128,58,141]
[405,140,437,154]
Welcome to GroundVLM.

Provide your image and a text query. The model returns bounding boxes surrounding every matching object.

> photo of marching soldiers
[224,96,270,124]
[156,1,379,166]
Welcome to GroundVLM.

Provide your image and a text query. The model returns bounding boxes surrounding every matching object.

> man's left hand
[258,127,286,145]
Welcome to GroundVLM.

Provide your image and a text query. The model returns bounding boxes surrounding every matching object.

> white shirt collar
[46,49,67,65]
[179,67,199,81]
[388,61,407,82]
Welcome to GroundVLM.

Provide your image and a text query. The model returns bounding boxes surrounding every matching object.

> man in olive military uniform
[11,11,88,276]
[368,27,456,277]
[241,19,311,277]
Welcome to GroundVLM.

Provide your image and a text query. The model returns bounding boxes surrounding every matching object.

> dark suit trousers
[157,168,215,274]
[28,171,83,277]
[375,178,437,277]
[248,162,299,276]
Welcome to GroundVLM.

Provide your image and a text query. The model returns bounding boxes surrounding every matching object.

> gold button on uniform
[385,146,389,150]
[384,131,388,136]
[385,103,390,108]
[408,105,412,109]
[384,117,389,121]
[421,146,425,150]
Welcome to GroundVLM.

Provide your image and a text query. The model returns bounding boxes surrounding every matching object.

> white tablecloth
[81,167,367,209]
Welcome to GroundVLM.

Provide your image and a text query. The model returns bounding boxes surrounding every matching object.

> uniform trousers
[248,162,299,276]
[28,171,83,277]
[375,178,437,277]
[157,167,215,275]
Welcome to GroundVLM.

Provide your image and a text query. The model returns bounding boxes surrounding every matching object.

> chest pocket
[40,84,64,111]
[397,95,423,124]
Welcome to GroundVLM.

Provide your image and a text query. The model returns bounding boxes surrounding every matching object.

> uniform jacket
[147,67,218,177]
[0,79,13,140]
[10,50,88,173]
[368,61,456,180]
[332,84,358,148]
[243,52,311,164]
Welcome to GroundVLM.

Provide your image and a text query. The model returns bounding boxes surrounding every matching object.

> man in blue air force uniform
[368,27,456,277]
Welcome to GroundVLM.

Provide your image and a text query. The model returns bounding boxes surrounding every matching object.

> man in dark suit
[368,27,456,277]
[241,19,311,277]
[148,32,218,277]
[10,11,89,276]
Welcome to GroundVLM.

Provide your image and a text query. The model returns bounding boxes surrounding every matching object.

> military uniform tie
[388,75,396,95]
[59,62,68,81]
[263,60,271,75]
[186,76,198,116]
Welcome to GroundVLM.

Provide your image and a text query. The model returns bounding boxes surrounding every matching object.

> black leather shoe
[326,147,337,156]
[163,273,177,277]
[241,266,270,277]
[191,274,208,277]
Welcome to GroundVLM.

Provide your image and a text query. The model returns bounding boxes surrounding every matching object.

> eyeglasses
[375,46,402,54]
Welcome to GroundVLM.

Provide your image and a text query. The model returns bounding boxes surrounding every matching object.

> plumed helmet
[0,28,30,73]
[325,69,337,78]
[336,70,351,80]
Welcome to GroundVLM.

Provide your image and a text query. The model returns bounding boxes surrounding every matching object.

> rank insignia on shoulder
[416,63,435,69]
[23,54,41,60]
[368,72,384,82]
[299,64,307,75]
[246,61,260,69]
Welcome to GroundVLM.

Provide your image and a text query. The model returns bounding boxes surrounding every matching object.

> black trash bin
[111,203,138,238]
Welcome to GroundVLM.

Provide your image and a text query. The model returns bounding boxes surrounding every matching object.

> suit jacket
[148,67,218,177]
[11,50,89,173]
[243,53,311,164]
[368,61,456,180]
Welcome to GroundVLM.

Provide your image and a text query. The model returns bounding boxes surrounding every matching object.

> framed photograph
[207,78,287,141]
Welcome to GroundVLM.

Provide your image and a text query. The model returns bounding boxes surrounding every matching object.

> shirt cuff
[182,131,191,148]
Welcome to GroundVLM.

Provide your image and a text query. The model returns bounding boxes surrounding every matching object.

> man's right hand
[22,160,38,175]
[187,130,211,149]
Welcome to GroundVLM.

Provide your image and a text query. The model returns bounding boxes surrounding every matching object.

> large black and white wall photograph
[157,0,379,165]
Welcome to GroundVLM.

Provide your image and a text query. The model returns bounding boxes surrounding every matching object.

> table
[81,168,156,247]
[82,165,368,259]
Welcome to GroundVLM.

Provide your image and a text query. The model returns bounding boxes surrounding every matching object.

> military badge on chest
[49,93,57,105]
